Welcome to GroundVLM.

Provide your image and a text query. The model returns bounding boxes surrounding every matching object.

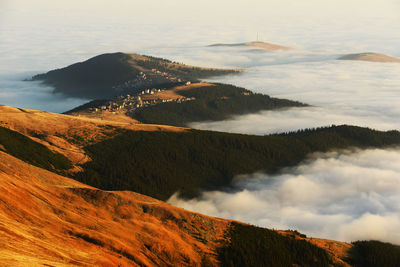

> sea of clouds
[191,58,400,134]
[169,148,400,244]
[1,0,400,244]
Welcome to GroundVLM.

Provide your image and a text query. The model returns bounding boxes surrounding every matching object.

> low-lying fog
[169,148,400,244]
[191,59,400,134]
[0,73,90,113]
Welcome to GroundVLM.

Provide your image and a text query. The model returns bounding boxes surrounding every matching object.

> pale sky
[1,0,399,25]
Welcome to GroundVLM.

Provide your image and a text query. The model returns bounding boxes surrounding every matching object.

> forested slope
[131,83,307,126]
[75,125,400,200]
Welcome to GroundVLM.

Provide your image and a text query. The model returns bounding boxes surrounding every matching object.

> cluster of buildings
[85,68,196,115]
[87,88,195,114]
[151,68,183,82]
[110,68,189,94]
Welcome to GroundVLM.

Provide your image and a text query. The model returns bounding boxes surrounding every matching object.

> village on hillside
[85,80,195,116]
[70,64,200,117]
[111,68,184,93]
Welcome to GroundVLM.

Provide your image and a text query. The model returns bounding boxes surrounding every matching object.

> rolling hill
[31,53,240,99]
[338,52,400,63]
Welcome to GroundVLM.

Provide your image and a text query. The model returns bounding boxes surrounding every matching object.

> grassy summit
[32,52,239,99]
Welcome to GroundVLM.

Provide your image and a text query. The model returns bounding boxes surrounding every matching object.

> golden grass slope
[0,105,186,168]
[0,105,356,265]
[0,151,230,266]
[141,82,214,101]
[0,150,354,266]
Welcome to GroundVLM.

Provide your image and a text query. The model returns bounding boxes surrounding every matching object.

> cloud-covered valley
[169,148,400,244]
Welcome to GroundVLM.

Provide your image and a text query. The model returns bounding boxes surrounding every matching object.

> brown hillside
[140,82,214,101]
[0,105,186,168]
[0,105,356,265]
[0,151,230,266]
[0,150,355,266]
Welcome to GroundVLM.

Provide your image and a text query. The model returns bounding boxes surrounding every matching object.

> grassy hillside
[219,222,334,267]
[74,125,400,200]
[0,126,72,173]
[32,52,238,99]
[0,149,350,266]
[131,83,307,126]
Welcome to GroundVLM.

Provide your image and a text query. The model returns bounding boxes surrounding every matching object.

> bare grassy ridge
[0,105,186,170]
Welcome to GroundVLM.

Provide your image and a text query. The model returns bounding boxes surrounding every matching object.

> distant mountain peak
[209,41,290,50]
[338,52,400,63]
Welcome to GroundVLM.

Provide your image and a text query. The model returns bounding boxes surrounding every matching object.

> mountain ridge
[31,52,241,99]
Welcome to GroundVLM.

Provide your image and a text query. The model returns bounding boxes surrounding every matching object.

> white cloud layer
[192,59,400,134]
[0,73,90,113]
[0,1,399,113]
[169,148,400,244]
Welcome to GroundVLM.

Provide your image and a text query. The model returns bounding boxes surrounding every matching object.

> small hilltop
[208,41,291,51]
[338,52,400,63]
